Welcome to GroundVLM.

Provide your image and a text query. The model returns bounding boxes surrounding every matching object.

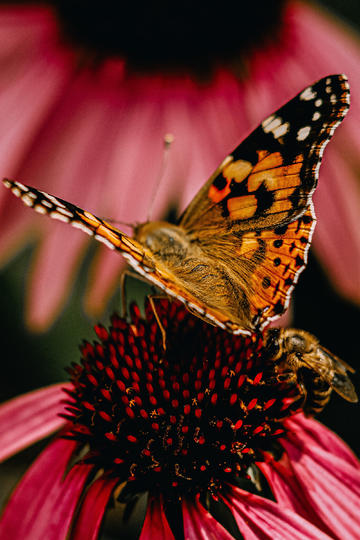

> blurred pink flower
[1,303,359,539]
[0,1,359,330]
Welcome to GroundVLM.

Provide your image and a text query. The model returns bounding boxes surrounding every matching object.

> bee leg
[148,295,168,351]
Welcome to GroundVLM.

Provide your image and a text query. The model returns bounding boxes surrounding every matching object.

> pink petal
[0,383,70,462]
[26,224,88,330]
[281,439,360,538]
[285,414,360,469]
[182,497,234,539]
[312,150,360,303]
[139,495,174,540]
[0,437,92,539]
[222,485,332,540]
[71,475,119,540]
[21,69,125,328]
[259,415,360,538]
[258,456,335,536]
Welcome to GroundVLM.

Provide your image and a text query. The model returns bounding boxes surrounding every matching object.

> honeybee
[265,328,358,416]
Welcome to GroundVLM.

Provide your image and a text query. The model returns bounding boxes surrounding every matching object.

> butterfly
[3,74,350,335]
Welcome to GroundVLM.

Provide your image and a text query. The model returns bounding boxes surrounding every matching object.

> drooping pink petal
[259,414,360,539]
[281,438,360,537]
[71,475,119,540]
[0,383,70,462]
[0,437,93,539]
[285,413,360,469]
[182,496,234,539]
[139,495,174,540]
[258,455,335,537]
[222,485,333,540]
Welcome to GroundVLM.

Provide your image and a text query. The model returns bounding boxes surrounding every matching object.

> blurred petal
[0,437,92,539]
[71,475,119,540]
[26,224,88,330]
[139,495,174,540]
[222,485,332,540]
[182,497,234,539]
[0,383,70,462]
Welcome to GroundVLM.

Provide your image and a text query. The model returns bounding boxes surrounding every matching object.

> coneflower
[1,301,359,539]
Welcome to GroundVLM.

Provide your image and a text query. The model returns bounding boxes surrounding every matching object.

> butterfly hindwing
[239,206,315,329]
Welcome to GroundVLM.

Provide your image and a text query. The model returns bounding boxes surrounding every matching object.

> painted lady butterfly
[3,74,350,335]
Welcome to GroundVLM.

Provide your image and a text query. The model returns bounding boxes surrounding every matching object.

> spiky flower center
[63,301,300,497]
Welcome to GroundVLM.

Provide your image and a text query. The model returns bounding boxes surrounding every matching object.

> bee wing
[310,346,358,403]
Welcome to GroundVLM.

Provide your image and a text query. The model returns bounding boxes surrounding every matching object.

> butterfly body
[3,74,350,335]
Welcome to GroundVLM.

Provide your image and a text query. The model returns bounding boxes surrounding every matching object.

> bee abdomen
[303,375,332,416]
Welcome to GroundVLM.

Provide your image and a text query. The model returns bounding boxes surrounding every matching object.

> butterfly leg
[186,304,217,326]
[147,295,168,351]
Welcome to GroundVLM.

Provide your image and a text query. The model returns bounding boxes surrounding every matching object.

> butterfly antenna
[147,133,174,222]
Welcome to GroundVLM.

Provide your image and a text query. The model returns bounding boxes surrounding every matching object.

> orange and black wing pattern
[179,74,350,330]
[2,179,150,267]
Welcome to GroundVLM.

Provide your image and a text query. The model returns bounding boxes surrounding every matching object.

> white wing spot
[315,99,322,107]
[326,77,331,84]
[45,194,65,208]
[94,234,116,250]
[312,111,321,121]
[14,182,29,192]
[56,207,74,218]
[262,116,289,139]
[273,122,290,139]
[22,194,35,207]
[50,211,70,223]
[34,205,47,214]
[261,114,275,129]
[262,115,282,133]
[297,126,311,141]
[325,86,332,94]
[11,187,21,197]
[42,200,53,209]
[72,221,94,235]
[330,94,337,105]
[300,87,317,101]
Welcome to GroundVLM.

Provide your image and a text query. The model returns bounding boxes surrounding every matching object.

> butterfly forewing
[178,74,349,330]
[2,180,150,265]
[2,74,350,335]
[180,74,349,232]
